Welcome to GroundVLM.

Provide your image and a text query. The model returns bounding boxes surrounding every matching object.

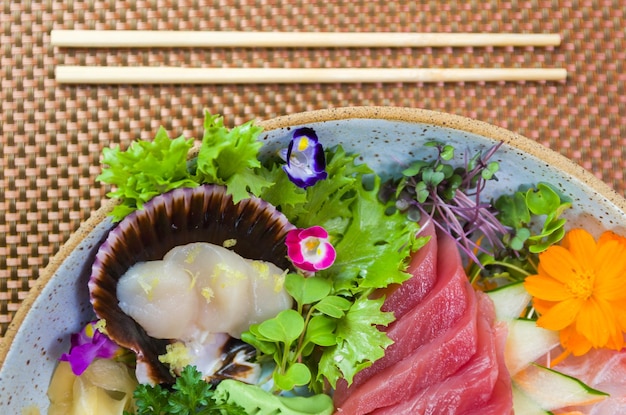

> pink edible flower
[286,226,337,272]
[59,320,121,376]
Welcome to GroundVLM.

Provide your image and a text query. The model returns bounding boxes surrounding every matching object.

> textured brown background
[0,0,625,335]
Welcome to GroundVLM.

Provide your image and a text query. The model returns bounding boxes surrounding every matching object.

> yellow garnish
[223,238,237,248]
[138,274,159,301]
[158,342,191,372]
[251,260,270,279]
[524,228,626,356]
[201,286,214,303]
[94,319,108,335]
[184,244,202,264]
[273,270,288,293]
[213,263,247,288]
[185,268,199,290]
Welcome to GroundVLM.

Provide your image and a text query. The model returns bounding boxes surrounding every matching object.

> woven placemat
[0,0,624,335]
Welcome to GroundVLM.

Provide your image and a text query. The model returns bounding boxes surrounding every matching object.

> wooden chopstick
[50,30,562,48]
[55,66,567,84]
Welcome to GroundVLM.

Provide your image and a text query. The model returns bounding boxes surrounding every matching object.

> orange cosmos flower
[524,228,626,357]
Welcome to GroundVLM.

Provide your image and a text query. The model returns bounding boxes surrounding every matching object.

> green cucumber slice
[504,319,560,376]
[486,281,532,321]
[512,384,551,415]
[513,363,608,411]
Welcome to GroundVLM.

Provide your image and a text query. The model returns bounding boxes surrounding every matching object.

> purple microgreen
[383,141,509,267]
[280,127,328,189]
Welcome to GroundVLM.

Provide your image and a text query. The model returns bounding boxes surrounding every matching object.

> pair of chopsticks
[51,30,566,85]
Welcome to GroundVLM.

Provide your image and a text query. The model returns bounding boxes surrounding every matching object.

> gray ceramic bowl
[1,106,625,413]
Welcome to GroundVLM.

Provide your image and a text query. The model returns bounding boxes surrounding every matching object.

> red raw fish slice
[333,278,478,415]
[380,218,438,320]
[369,291,501,415]
[461,292,513,415]
[334,227,463,406]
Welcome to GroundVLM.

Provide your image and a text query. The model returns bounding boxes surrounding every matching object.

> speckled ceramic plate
[1,106,625,413]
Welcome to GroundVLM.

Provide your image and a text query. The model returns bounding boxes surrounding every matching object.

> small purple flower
[286,226,336,272]
[281,127,328,188]
[60,320,121,376]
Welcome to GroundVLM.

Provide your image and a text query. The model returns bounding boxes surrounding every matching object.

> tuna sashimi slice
[380,218,438,320]
[333,228,465,405]
[333,279,479,415]
[460,292,513,415]
[370,291,505,415]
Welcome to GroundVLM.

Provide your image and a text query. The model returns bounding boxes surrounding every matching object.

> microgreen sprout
[381,141,508,266]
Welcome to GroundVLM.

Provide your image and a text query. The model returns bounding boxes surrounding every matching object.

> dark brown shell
[88,184,295,384]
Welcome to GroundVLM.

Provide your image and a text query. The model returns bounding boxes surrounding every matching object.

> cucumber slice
[512,384,551,415]
[504,319,560,376]
[486,281,532,321]
[513,363,608,411]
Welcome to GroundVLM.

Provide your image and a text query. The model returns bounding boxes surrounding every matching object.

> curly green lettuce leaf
[97,127,198,221]
[317,295,395,388]
[257,162,308,209]
[325,175,421,294]
[272,146,373,235]
[195,111,272,203]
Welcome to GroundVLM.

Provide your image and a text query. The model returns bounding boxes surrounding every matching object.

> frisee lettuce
[195,112,272,203]
[97,128,198,221]
[98,110,270,221]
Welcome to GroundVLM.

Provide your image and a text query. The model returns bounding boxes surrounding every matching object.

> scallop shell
[88,184,295,384]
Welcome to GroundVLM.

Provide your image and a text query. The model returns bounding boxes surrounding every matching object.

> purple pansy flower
[60,320,121,376]
[286,226,336,272]
[281,127,328,188]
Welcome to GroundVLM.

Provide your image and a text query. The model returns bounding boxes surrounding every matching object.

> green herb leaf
[314,296,352,319]
[258,162,308,208]
[214,379,334,415]
[275,363,312,390]
[318,296,395,388]
[495,191,531,228]
[195,111,272,203]
[257,309,305,345]
[277,145,372,234]
[97,128,197,221]
[130,366,246,415]
[303,315,338,347]
[285,273,332,306]
[327,175,419,293]
[402,160,428,177]
[525,182,561,215]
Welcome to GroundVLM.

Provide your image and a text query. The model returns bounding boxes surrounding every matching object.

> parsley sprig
[127,366,246,415]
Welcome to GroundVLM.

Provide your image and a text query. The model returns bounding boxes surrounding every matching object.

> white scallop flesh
[117,260,199,340]
[117,242,293,342]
